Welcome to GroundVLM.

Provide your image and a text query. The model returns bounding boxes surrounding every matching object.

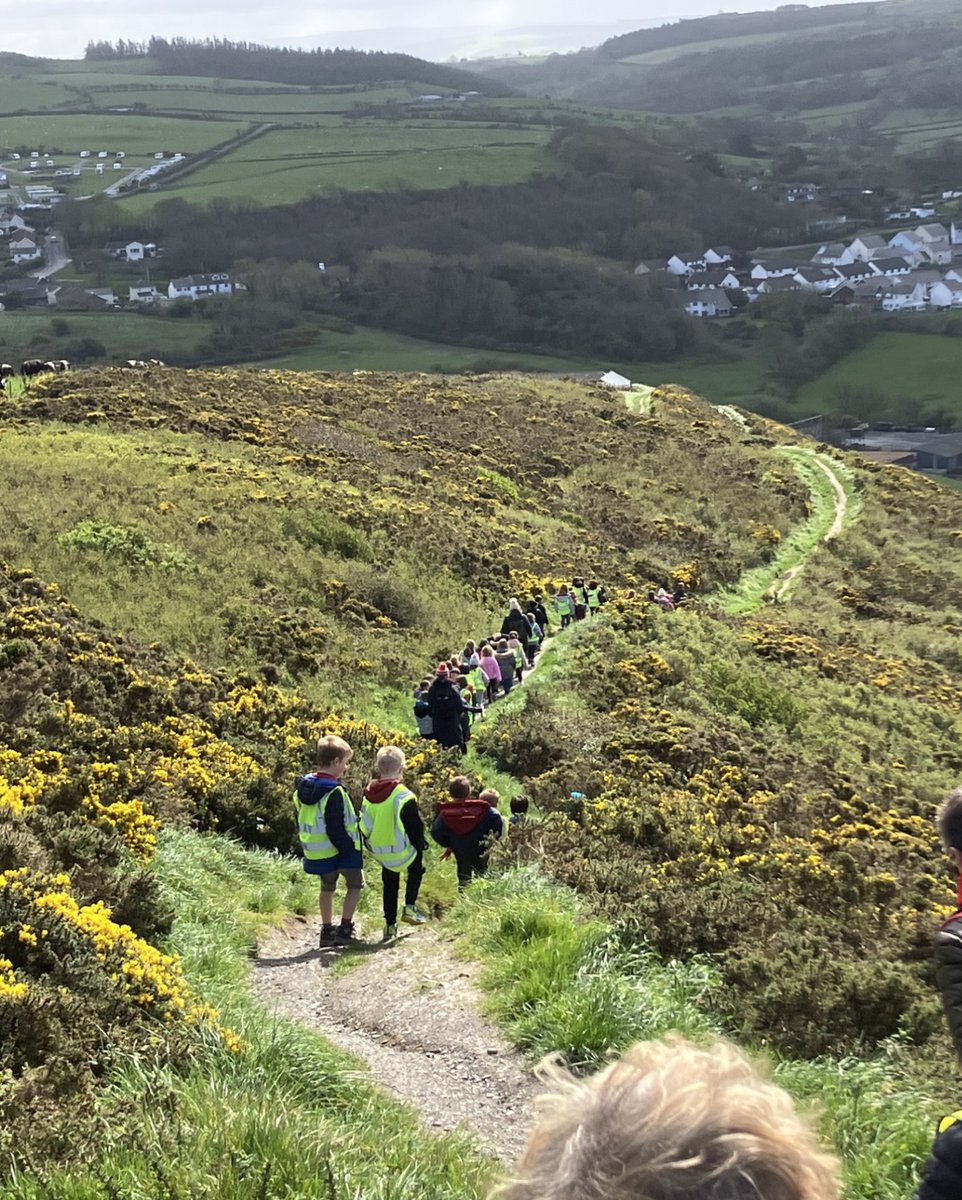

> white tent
[600,370,631,389]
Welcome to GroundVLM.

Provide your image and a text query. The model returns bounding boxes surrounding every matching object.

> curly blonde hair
[494,1037,839,1200]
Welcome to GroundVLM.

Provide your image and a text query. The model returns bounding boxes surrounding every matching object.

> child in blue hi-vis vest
[294,734,364,948]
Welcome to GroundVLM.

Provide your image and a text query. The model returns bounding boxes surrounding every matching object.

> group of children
[412,583,609,748]
[294,734,531,948]
[648,582,688,612]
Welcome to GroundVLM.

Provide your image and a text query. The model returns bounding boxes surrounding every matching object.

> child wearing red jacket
[431,777,504,889]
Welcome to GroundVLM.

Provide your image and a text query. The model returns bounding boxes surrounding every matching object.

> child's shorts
[318,867,365,892]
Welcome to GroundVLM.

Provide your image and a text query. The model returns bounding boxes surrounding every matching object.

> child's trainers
[401,904,427,926]
[382,923,399,942]
[319,923,337,947]
[334,921,359,946]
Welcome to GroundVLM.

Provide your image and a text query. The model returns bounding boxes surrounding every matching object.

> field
[259,326,602,373]
[0,310,207,363]
[0,57,582,206]
[796,331,962,420]
[115,120,554,210]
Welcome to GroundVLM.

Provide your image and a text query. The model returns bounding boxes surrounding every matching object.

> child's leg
[341,869,364,923]
[382,866,401,926]
[404,852,425,906]
[319,872,337,924]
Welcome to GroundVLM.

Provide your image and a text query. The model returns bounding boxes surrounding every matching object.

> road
[34,232,71,279]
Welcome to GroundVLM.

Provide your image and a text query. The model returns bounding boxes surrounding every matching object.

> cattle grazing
[53,359,69,372]
[0,364,14,380]
[20,359,47,377]
[147,358,165,367]
[124,359,149,369]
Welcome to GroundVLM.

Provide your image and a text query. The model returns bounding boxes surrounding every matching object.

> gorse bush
[705,660,807,731]
[58,521,193,571]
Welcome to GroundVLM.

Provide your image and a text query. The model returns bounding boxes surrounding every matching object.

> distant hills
[474,0,962,119]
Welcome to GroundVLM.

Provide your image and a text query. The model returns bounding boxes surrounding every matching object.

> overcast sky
[9,1,844,62]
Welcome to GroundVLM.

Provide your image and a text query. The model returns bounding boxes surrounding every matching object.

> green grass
[0,311,206,363]
[447,867,718,1067]
[117,121,556,209]
[0,113,235,156]
[632,354,766,404]
[256,326,602,373]
[715,446,856,613]
[3,828,494,1199]
[797,331,962,420]
[450,832,938,1199]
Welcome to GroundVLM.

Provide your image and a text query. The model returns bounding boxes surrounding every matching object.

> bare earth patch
[251,916,536,1163]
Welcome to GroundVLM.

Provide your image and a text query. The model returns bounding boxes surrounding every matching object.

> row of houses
[643,222,962,317]
[88,273,235,306]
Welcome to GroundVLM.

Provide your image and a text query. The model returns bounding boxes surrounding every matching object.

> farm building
[915,434,962,472]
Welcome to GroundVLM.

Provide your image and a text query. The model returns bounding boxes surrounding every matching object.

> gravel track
[251,916,536,1163]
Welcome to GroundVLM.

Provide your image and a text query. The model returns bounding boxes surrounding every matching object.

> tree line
[82,37,508,96]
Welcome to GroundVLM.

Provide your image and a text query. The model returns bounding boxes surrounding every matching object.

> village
[637,217,962,318]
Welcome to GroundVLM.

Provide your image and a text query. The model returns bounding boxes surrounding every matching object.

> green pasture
[0,311,206,362]
[117,120,555,208]
[258,326,603,373]
[796,332,962,420]
[631,355,766,404]
[75,84,423,117]
[0,112,235,156]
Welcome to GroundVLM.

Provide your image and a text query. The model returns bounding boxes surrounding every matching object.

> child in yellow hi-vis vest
[360,745,428,942]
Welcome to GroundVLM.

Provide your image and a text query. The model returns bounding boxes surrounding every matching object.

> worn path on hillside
[251,918,536,1163]
[711,404,852,608]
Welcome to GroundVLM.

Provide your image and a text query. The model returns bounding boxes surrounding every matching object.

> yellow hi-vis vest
[294,780,360,861]
[587,587,601,610]
[360,784,417,871]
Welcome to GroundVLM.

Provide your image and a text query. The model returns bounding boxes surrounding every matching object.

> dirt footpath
[251,917,536,1163]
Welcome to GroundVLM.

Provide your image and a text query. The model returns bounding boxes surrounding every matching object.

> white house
[880,280,926,312]
[9,232,41,263]
[889,229,926,260]
[929,279,962,309]
[85,287,118,306]
[704,246,734,265]
[833,261,879,285]
[917,222,950,243]
[684,288,734,317]
[870,256,912,278]
[667,251,707,276]
[812,242,847,265]
[841,234,888,263]
[106,239,156,262]
[128,285,162,304]
[920,239,953,266]
[794,266,838,293]
[686,268,741,291]
[600,370,632,389]
[750,259,799,281]
[167,272,233,300]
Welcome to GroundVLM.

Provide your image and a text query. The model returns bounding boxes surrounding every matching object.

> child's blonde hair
[494,1037,839,1200]
[374,745,405,778]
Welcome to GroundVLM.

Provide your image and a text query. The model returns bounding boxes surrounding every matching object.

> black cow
[20,359,47,377]
[0,364,14,380]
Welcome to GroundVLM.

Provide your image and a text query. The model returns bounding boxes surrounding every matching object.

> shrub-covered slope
[0,368,810,1167]
[1,366,960,1177]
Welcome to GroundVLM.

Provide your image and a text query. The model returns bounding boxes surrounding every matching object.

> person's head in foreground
[494,1037,839,1200]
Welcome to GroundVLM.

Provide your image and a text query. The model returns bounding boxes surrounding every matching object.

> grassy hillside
[0,52,627,205]
[2,366,962,1194]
